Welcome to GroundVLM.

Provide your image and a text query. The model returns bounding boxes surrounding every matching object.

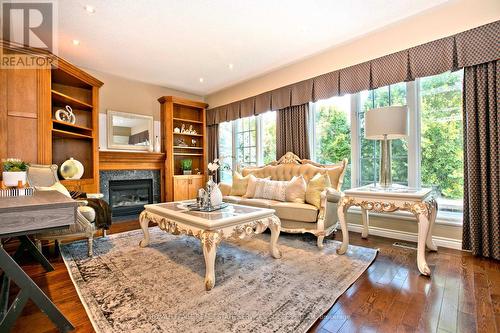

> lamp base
[380,135,392,188]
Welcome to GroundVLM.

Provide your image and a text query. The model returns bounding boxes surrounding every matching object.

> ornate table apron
[139,210,282,290]
[337,194,438,276]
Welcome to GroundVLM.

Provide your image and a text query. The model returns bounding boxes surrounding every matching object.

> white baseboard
[347,223,463,250]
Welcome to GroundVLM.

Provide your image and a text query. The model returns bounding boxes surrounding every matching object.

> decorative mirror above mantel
[107,110,154,151]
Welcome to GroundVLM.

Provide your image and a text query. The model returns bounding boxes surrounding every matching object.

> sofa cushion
[305,173,331,208]
[239,198,280,208]
[273,202,318,222]
[285,176,307,203]
[223,195,244,204]
[255,179,289,201]
[244,175,270,198]
[229,172,251,196]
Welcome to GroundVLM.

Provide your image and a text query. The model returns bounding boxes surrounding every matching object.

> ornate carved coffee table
[337,185,437,276]
[139,202,281,290]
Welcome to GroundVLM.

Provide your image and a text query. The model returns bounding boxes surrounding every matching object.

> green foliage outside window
[420,71,463,199]
[315,103,352,189]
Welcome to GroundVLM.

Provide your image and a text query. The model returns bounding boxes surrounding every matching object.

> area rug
[61,227,377,333]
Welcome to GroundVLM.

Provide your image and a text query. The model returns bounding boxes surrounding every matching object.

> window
[261,111,277,165]
[358,82,408,186]
[419,70,464,218]
[235,116,257,167]
[311,96,351,189]
[310,71,464,221]
[218,113,277,182]
[218,121,233,183]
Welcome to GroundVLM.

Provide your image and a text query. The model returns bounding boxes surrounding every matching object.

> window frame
[309,76,463,224]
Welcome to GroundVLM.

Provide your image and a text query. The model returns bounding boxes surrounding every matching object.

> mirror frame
[106,110,154,151]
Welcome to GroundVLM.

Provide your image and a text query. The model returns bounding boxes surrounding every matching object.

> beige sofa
[219,152,347,248]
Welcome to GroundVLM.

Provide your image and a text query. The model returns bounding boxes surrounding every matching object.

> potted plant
[2,158,29,187]
[180,159,192,175]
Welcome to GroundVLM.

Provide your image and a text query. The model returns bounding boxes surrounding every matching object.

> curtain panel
[462,60,499,260]
[207,20,499,125]
[207,124,219,165]
[276,103,310,159]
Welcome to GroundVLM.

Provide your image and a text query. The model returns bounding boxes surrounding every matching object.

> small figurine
[174,127,180,133]
[180,124,186,133]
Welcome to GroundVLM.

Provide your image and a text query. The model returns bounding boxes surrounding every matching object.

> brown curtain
[276,103,310,159]
[462,60,499,260]
[206,124,219,173]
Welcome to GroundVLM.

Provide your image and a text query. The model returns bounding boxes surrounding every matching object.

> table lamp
[365,105,408,188]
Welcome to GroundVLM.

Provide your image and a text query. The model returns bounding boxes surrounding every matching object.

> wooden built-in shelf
[51,89,93,110]
[52,119,93,132]
[173,153,203,156]
[60,178,93,185]
[173,146,203,150]
[160,96,208,201]
[173,132,203,137]
[173,117,203,124]
[52,128,93,140]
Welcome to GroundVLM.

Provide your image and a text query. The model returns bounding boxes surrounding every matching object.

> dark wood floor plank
[473,259,498,333]
[4,221,499,333]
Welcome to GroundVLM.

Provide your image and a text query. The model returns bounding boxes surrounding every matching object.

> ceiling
[57,0,450,96]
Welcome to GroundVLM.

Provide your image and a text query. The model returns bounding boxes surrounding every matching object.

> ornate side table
[337,185,437,276]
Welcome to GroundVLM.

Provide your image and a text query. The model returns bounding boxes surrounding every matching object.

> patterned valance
[207,20,499,125]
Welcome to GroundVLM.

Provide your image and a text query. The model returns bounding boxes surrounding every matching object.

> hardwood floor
[6,221,500,333]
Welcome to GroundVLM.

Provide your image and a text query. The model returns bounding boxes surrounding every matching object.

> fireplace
[109,179,153,217]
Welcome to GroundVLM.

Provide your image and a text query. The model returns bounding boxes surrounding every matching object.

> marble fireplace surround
[100,169,161,205]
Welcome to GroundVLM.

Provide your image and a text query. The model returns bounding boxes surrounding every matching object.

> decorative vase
[154,136,161,153]
[207,176,223,206]
[2,171,27,187]
[60,157,84,180]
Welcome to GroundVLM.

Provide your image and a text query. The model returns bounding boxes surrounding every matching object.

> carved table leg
[139,211,150,248]
[336,203,349,255]
[200,231,220,291]
[426,200,438,252]
[361,208,369,239]
[268,216,282,259]
[416,214,432,276]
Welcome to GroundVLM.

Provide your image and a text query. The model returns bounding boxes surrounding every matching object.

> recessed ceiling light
[199,78,204,83]
[72,39,80,46]
[228,63,234,70]
[84,5,96,14]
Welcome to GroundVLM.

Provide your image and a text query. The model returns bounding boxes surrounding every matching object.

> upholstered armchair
[27,164,95,257]
[219,152,347,248]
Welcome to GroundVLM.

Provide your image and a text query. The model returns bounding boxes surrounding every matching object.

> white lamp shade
[365,106,408,140]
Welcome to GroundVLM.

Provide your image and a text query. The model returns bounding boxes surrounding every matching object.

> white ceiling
[57,0,450,96]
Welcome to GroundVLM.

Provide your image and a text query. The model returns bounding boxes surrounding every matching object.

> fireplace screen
[109,179,153,217]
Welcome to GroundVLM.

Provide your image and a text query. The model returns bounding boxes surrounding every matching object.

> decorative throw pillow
[243,175,270,198]
[305,173,331,208]
[229,172,251,196]
[286,176,307,203]
[35,181,72,198]
[255,179,289,201]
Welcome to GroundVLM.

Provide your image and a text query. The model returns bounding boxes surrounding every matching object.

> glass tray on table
[186,202,229,212]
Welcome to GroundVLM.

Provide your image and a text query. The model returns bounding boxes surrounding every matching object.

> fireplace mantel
[99,151,165,201]
[99,151,165,170]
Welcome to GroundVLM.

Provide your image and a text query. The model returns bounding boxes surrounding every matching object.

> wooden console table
[0,191,78,332]
[336,185,437,276]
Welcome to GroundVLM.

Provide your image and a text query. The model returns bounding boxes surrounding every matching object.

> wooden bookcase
[158,96,208,201]
[48,60,103,192]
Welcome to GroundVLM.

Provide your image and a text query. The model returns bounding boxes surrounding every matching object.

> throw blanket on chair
[85,198,112,230]
[70,191,112,230]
